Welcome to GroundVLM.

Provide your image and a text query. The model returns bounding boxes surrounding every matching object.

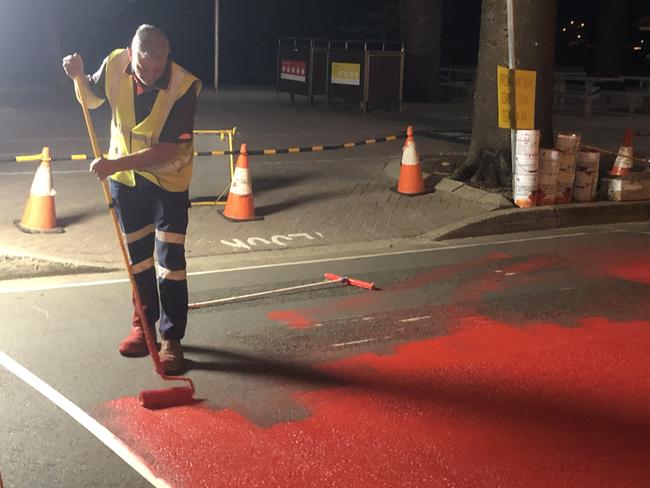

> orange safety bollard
[221,143,263,221]
[14,147,64,233]
[396,126,426,195]
[610,128,634,177]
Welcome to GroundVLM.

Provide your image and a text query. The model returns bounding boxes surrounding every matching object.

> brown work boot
[160,340,186,375]
[118,326,152,357]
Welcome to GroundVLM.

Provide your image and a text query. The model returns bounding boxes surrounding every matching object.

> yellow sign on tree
[497,65,536,129]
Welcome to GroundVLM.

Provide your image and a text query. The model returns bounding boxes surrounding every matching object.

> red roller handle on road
[324,273,376,290]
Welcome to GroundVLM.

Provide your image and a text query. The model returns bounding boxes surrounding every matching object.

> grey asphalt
[2,222,650,487]
[1,86,649,277]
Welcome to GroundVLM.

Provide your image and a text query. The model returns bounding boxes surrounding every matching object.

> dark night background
[0,0,647,88]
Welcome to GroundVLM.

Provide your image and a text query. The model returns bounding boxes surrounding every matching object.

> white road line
[331,335,394,348]
[0,231,590,295]
[399,316,430,323]
[332,338,378,347]
[0,351,171,488]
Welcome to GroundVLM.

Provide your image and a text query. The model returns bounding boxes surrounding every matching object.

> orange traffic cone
[396,126,426,195]
[14,147,64,233]
[610,128,634,176]
[221,144,262,221]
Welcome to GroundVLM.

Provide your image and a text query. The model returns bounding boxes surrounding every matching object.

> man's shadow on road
[184,344,650,446]
[183,344,347,387]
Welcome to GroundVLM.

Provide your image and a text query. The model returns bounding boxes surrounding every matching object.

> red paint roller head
[139,384,197,410]
[138,373,196,410]
[324,273,376,290]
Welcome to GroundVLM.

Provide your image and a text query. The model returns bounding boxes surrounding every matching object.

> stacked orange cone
[221,143,262,221]
[14,147,64,233]
[610,128,634,176]
[397,126,426,195]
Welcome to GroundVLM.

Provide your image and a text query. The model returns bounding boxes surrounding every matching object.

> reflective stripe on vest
[103,49,202,192]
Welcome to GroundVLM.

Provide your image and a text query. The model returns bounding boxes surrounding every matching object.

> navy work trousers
[110,175,189,340]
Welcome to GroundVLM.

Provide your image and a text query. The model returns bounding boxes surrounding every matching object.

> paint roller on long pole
[188,273,376,310]
[73,77,196,410]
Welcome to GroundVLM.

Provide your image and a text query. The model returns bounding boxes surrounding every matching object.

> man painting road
[62,24,201,374]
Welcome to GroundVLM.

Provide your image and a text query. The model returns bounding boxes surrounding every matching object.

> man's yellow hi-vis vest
[104,49,201,192]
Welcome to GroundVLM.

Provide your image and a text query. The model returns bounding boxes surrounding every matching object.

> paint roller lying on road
[73,77,196,410]
[189,273,376,310]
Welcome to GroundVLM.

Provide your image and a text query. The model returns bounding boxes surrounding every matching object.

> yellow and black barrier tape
[1,153,93,163]
[195,134,403,157]
[2,130,447,163]
[1,134,405,163]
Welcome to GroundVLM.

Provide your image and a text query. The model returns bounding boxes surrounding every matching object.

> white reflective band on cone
[401,143,419,166]
[30,165,56,197]
[229,167,252,195]
[614,146,633,169]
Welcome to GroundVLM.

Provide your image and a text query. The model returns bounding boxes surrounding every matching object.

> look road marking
[0,351,171,488]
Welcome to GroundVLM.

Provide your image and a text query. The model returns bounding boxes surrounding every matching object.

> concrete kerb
[0,245,116,280]
[384,156,650,239]
[423,200,650,242]
[5,201,650,281]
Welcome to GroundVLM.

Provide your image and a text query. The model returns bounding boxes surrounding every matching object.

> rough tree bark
[452,0,558,188]
[399,0,443,101]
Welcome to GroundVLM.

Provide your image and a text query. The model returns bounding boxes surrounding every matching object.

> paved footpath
[0,87,649,277]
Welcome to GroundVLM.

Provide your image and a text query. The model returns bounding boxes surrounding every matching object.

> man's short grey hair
[132,24,170,58]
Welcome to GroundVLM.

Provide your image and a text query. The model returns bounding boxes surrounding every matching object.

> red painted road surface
[96,249,650,487]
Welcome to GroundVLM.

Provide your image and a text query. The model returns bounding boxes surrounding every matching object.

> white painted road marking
[0,351,171,488]
[331,336,393,348]
[0,231,589,295]
[399,316,431,323]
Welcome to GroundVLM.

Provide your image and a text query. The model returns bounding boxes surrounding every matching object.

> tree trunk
[399,0,443,102]
[453,0,558,188]
[594,0,628,77]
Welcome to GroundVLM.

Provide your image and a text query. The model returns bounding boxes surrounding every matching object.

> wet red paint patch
[499,254,559,275]
[266,252,516,330]
[265,310,316,329]
[604,260,650,285]
[97,317,650,488]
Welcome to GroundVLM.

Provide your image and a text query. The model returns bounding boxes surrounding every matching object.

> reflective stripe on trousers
[109,175,189,340]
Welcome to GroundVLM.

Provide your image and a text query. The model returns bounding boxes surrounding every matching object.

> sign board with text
[331,62,361,86]
[497,65,536,129]
[280,59,307,83]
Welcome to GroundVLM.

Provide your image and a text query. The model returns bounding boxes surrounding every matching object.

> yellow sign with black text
[331,62,361,86]
[497,65,536,129]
